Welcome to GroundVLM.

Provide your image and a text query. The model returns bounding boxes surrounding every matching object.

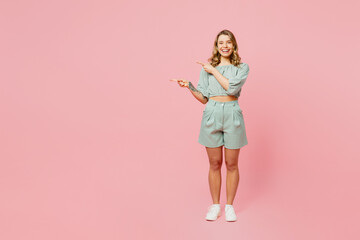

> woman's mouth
[221,49,230,53]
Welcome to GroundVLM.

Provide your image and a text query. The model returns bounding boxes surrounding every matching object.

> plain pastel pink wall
[1,0,359,239]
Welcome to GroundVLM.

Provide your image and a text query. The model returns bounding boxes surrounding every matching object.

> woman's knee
[209,157,222,170]
[225,159,238,171]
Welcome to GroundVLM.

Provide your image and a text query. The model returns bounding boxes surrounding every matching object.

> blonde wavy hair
[208,29,242,67]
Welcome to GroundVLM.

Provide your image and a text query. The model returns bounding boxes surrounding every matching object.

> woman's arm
[211,69,230,91]
[188,82,208,104]
[196,61,231,90]
[211,64,249,95]
[170,65,210,104]
[169,78,208,104]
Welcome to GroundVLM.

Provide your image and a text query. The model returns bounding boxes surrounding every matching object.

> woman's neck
[220,56,231,65]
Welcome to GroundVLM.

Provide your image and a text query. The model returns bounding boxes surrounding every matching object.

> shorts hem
[199,140,248,149]
[198,141,224,148]
[224,142,248,149]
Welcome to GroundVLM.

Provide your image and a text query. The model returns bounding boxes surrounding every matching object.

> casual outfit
[197,63,250,149]
[198,63,249,221]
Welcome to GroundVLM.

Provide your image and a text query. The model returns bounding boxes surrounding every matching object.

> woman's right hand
[169,78,189,88]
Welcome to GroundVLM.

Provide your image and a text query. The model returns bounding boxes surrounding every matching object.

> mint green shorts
[198,99,248,149]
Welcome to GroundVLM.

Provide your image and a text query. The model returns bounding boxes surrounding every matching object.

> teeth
[222,49,229,52]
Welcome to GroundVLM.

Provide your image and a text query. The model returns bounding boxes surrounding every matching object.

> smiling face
[217,34,234,58]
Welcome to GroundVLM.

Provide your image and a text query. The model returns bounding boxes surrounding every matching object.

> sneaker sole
[205,213,221,221]
[225,217,237,222]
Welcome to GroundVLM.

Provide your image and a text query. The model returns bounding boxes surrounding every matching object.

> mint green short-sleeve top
[196,63,249,99]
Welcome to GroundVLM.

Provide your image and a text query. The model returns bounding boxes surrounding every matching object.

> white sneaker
[225,204,237,221]
[205,204,221,221]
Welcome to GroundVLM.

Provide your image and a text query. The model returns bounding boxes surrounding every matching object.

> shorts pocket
[203,104,210,113]
[232,108,242,127]
[202,106,216,127]
[234,104,243,113]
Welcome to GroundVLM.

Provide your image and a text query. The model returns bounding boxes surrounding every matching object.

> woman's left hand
[196,61,216,75]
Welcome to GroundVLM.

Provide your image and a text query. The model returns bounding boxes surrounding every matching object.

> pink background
[1,0,359,239]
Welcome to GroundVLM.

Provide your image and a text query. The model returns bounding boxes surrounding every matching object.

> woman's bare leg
[205,146,223,204]
[224,148,240,205]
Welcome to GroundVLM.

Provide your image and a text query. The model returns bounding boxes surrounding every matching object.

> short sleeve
[196,68,209,99]
[225,63,250,96]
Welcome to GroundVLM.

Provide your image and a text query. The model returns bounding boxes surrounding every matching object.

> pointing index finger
[196,61,205,66]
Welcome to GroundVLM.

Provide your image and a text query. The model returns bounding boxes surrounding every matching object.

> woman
[171,29,249,222]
